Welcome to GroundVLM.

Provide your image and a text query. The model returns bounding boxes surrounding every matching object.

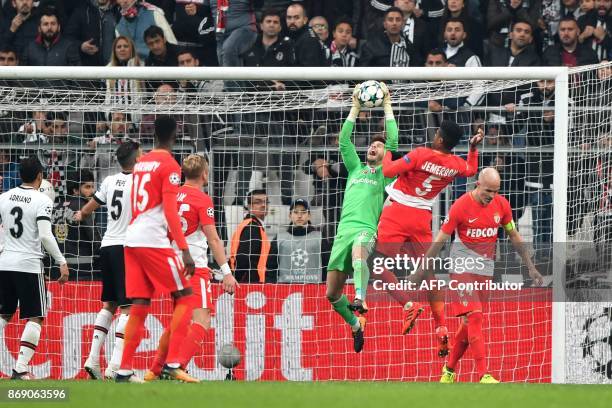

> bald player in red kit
[376,120,483,356]
[426,168,543,383]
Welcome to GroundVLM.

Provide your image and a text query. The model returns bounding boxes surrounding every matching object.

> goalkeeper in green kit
[326,82,397,353]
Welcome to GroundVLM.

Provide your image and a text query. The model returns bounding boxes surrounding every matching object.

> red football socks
[165,296,194,365]
[150,328,171,376]
[467,312,486,378]
[447,322,469,371]
[179,322,207,368]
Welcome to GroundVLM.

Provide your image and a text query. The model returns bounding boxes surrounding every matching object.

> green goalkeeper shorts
[327,229,376,275]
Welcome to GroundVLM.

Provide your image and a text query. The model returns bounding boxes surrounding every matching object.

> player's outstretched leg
[84,304,116,379]
[11,318,42,380]
[326,270,365,353]
[105,310,129,379]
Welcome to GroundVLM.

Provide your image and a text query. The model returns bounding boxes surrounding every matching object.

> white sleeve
[154,10,177,44]
[38,219,66,265]
[94,176,109,205]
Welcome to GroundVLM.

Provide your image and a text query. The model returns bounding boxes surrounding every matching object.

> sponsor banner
[0,283,551,382]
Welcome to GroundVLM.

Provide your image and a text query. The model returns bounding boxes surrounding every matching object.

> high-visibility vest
[229,216,270,283]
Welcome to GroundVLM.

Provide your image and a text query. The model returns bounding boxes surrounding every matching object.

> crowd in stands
[0,0,611,284]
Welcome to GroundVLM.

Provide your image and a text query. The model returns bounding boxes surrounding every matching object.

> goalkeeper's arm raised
[380,82,398,183]
[338,87,363,173]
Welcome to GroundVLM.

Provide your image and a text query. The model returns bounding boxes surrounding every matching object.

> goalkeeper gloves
[348,84,361,121]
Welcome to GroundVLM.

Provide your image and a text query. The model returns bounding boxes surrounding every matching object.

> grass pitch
[1,380,611,408]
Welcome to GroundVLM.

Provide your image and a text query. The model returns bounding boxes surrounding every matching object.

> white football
[357,80,385,108]
[218,343,241,369]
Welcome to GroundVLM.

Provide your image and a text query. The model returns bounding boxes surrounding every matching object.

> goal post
[0,64,605,383]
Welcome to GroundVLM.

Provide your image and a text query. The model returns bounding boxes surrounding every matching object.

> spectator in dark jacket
[0,0,38,53]
[395,0,430,61]
[438,0,484,58]
[173,0,218,66]
[543,16,600,65]
[144,25,178,67]
[487,20,541,110]
[360,7,420,67]
[21,9,81,66]
[64,0,119,66]
[487,0,542,49]
[443,18,484,107]
[62,169,101,280]
[487,19,541,67]
[577,0,612,61]
[286,2,329,66]
[243,9,295,90]
[229,189,272,283]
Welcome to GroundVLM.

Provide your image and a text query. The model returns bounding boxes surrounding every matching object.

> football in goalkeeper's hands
[219,343,241,369]
[357,80,386,108]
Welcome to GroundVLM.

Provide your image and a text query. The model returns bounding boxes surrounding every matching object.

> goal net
[0,65,606,383]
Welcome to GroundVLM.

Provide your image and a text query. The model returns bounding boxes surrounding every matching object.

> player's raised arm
[382,149,417,178]
[73,178,106,222]
[380,82,398,154]
[338,85,363,172]
[73,199,100,222]
[463,128,484,177]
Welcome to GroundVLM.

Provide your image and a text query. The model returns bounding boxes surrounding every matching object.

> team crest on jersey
[44,205,53,217]
[276,52,283,61]
[494,213,501,224]
[362,167,376,174]
[207,207,214,218]
[169,173,181,186]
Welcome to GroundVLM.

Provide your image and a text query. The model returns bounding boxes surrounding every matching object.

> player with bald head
[418,167,542,383]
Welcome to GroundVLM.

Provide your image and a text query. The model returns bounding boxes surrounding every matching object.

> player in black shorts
[74,141,141,379]
[0,156,69,379]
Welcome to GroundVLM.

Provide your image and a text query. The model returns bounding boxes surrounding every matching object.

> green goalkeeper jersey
[336,117,398,236]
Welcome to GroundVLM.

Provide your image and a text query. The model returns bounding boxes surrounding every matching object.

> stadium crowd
[0,0,611,284]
